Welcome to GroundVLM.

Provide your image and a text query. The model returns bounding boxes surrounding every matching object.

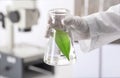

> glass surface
[44,8,76,66]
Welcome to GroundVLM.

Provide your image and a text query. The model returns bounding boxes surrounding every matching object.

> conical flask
[44,8,76,66]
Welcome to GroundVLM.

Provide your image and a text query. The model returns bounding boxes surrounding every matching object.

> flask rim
[48,8,70,16]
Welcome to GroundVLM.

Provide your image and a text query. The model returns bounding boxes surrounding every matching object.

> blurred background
[0,0,120,78]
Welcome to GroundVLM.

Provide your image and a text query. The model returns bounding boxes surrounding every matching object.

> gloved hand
[63,16,90,40]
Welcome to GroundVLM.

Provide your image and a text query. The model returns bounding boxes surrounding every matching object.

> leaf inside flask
[55,29,71,60]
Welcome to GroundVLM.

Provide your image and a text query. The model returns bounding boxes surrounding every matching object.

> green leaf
[55,29,71,60]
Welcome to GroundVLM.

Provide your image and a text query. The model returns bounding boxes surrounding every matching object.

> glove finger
[63,16,82,26]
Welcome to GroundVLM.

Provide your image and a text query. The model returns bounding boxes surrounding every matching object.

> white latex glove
[63,16,90,41]
[63,16,91,52]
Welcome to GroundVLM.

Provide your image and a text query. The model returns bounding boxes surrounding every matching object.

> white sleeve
[79,4,120,52]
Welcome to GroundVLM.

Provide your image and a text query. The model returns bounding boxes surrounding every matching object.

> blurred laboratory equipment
[0,0,54,78]
[44,8,76,66]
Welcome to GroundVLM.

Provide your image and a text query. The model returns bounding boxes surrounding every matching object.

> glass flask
[44,8,76,66]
